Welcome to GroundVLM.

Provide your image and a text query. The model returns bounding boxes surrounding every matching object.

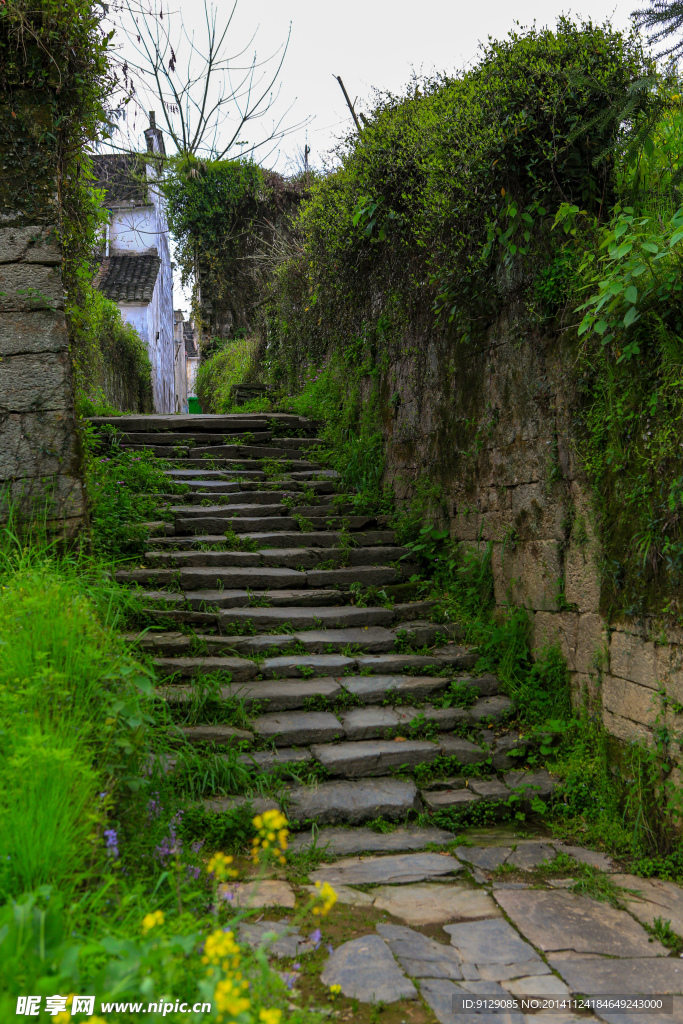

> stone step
[310,738,442,777]
[286,778,421,826]
[239,626,400,655]
[169,503,357,522]
[156,491,335,505]
[178,724,253,746]
[115,431,274,445]
[144,546,407,570]
[153,656,258,680]
[253,710,344,745]
[87,413,312,431]
[339,704,471,739]
[239,747,314,772]
[168,463,267,477]
[143,520,175,536]
[116,565,307,589]
[159,676,342,711]
[146,608,221,629]
[219,604,396,629]
[173,514,370,535]
[117,563,401,590]
[165,469,252,479]
[184,588,343,609]
[288,825,456,855]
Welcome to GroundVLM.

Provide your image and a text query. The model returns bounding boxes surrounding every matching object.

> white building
[92,115,175,413]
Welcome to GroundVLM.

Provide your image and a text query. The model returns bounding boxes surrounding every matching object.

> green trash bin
[188,396,202,414]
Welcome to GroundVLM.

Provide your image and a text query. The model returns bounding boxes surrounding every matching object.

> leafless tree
[107,0,309,161]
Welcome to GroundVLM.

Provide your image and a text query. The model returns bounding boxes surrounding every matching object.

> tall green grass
[0,522,152,899]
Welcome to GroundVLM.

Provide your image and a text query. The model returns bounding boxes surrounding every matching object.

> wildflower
[214,978,250,1018]
[202,928,241,968]
[104,829,119,859]
[251,809,289,865]
[309,927,322,949]
[329,984,342,997]
[259,1010,282,1024]
[207,851,238,881]
[312,880,338,916]
[141,909,164,934]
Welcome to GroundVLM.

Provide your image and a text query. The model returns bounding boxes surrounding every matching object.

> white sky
[108,0,636,312]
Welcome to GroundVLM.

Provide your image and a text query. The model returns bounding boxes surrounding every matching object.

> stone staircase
[91,412,553,833]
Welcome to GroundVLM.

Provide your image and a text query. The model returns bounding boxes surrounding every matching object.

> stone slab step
[353,648,476,674]
[311,738,442,777]
[339,704,470,739]
[304,565,401,588]
[179,724,253,746]
[158,676,342,711]
[239,747,314,772]
[153,656,257,680]
[438,736,490,764]
[171,504,360,521]
[203,796,280,815]
[253,710,343,745]
[342,674,450,703]
[309,851,463,886]
[288,825,456,855]
[137,590,184,605]
[144,546,407,570]
[143,520,175,536]
[241,626,398,656]
[219,605,395,629]
[116,431,274,445]
[165,469,247,479]
[468,695,514,722]
[166,462,267,476]
[88,413,310,431]
[117,565,306,589]
[468,778,511,801]
[285,778,421,826]
[224,530,396,548]
[184,588,342,609]
[422,789,481,810]
[261,654,354,678]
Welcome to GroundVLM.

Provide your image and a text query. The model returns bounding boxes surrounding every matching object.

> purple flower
[326,942,334,954]
[186,865,201,880]
[309,928,322,950]
[191,840,205,854]
[283,973,298,990]
[104,829,119,859]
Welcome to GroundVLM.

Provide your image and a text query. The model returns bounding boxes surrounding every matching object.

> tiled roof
[91,154,150,206]
[93,252,160,303]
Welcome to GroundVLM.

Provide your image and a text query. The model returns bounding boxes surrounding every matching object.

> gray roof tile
[93,252,160,303]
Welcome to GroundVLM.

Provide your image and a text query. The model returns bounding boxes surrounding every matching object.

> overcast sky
[109,0,635,311]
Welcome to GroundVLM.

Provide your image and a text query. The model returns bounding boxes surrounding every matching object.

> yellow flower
[207,851,238,880]
[329,984,342,997]
[312,880,338,916]
[259,1010,282,1024]
[203,928,242,967]
[141,909,164,934]
[214,977,251,1017]
[251,809,289,863]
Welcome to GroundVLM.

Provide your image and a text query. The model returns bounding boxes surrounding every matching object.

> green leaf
[623,305,639,328]
[624,285,638,304]
[641,242,659,253]
[594,319,608,335]
[670,228,683,246]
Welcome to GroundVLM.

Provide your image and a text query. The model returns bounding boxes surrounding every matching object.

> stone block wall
[0,225,85,530]
[381,310,679,750]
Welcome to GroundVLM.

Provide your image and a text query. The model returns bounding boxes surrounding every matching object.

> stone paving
[217,832,683,1024]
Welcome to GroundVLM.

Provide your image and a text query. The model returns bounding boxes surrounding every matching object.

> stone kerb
[0,225,84,530]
